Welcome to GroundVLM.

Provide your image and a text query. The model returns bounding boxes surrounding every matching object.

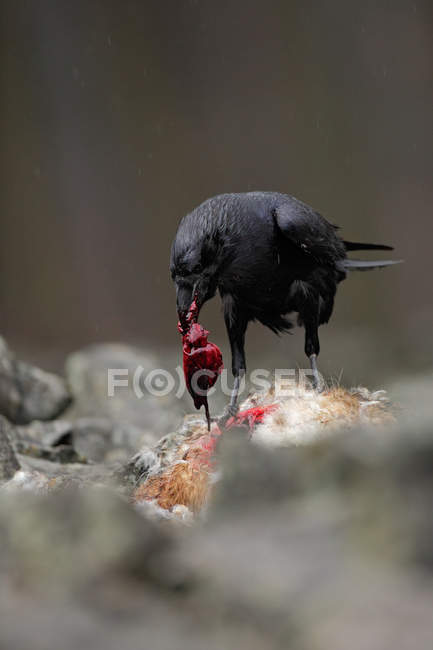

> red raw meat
[224,404,279,430]
[178,299,277,432]
[179,300,223,430]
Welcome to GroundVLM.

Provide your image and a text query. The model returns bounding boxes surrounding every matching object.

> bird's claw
[217,403,239,428]
[311,377,324,393]
[309,354,324,392]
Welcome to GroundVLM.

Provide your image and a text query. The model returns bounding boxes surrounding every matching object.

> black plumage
[170,192,399,417]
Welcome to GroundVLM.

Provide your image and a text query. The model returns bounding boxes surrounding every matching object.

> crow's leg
[302,298,323,391]
[304,324,322,391]
[226,371,245,416]
[204,401,211,432]
[219,298,248,425]
[308,351,320,390]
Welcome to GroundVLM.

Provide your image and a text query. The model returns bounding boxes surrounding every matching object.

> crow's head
[170,229,221,330]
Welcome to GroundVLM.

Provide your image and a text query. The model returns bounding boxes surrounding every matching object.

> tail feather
[344,240,394,252]
[343,259,403,272]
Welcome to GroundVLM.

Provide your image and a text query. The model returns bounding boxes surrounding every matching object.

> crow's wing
[273,200,346,264]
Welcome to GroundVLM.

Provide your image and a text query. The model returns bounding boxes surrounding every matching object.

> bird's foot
[310,373,325,392]
[217,403,239,428]
[309,354,324,392]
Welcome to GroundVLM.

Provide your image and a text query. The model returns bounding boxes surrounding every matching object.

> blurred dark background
[1,0,432,386]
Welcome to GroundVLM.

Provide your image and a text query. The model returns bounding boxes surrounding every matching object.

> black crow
[170,192,400,419]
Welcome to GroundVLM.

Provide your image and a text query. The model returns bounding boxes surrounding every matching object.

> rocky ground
[0,335,432,650]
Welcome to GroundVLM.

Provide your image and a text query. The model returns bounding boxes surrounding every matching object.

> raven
[170,192,400,419]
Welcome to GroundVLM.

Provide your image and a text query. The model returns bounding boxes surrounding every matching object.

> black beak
[176,283,200,331]
[176,273,213,331]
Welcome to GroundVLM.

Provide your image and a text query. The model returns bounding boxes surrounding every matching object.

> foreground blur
[1,370,432,650]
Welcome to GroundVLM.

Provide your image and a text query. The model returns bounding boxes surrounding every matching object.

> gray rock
[0,337,21,420]
[0,336,71,424]
[0,415,432,650]
[0,374,432,650]
[13,416,150,465]
[0,487,177,587]
[71,417,152,463]
[13,420,81,464]
[0,415,20,481]
[17,419,73,447]
[14,440,83,464]
[65,343,183,444]
[16,454,118,486]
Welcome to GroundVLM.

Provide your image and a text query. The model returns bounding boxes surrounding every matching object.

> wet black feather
[171,192,398,376]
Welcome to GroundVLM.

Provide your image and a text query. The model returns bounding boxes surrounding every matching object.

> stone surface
[12,419,81,464]
[0,411,432,650]
[0,366,432,650]
[0,415,20,482]
[15,454,118,487]
[65,343,184,444]
[71,416,154,463]
[14,439,84,464]
[0,337,71,424]
[0,487,177,587]
[15,417,146,464]
[17,419,73,447]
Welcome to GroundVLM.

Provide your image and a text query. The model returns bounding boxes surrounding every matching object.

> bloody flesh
[179,299,223,430]
[178,299,278,432]
[223,404,279,430]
